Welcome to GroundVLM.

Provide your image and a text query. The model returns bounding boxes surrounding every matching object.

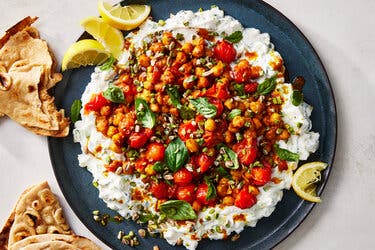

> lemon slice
[62,39,110,71]
[80,16,124,59]
[291,162,328,202]
[98,0,151,31]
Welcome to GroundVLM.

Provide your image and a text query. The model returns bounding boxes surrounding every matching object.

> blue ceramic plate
[48,0,336,249]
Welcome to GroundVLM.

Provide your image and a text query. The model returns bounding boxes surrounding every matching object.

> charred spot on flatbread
[0,16,70,137]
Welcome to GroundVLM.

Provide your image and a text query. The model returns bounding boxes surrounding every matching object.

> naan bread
[12,241,79,250]
[9,234,101,250]
[0,16,69,137]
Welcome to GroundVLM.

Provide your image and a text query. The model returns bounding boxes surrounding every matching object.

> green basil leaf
[205,178,217,200]
[99,55,115,71]
[233,83,246,97]
[224,30,243,43]
[159,200,197,220]
[70,99,82,123]
[165,138,189,172]
[274,144,300,161]
[135,98,156,129]
[219,144,239,169]
[152,161,165,173]
[190,97,217,118]
[103,85,125,103]
[166,85,182,109]
[215,166,232,179]
[256,76,277,96]
[291,90,303,106]
[227,109,242,120]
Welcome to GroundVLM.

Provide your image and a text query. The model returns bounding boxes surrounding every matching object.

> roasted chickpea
[181,42,193,54]
[139,54,150,67]
[270,113,281,124]
[224,130,234,144]
[109,143,122,154]
[232,116,245,128]
[107,126,118,138]
[113,113,125,126]
[224,98,234,110]
[192,200,202,212]
[204,119,216,132]
[217,178,229,197]
[249,101,262,113]
[192,45,205,58]
[161,31,174,45]
[143,80,153,90]
[195,67,205,76]
[175,51,187,64]
[150,103,160,113]
[179,62,193,75]
[161,69,175,84]
[150,42,164,53]
[222,196,234,206]
[145,164,156,175]
[211,61,225,77]
[186,138,199,153]
[278,129,290,140]
[96,116,109,134]
[112,133,125,145]
[197,77,210,89]
[252,117,263,129]
[170,107,179,117]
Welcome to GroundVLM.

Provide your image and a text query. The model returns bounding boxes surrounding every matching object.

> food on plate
[97,1,151,31]
[73,7,320,249]
[0,17,69,137]
[0,182,100,250]
[292,161,327,202]
[80,16,124,59]
[62,39,110,71]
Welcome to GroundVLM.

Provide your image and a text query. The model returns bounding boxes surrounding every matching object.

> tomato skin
[128,128,153,149]
[244,82,258,93]
[206,83,231,100]
[152,66,162,84]
[84,93,110,112]
[146,142,165,162]
[176,184,195,203]
[234,187,257,209]
[213,40,237,64]
[251,165,272,186]
[173,168,194,186]
[209,98,224,117]
[233,137,258,165]
[197,153,215,174]
[167,184,178,199]
[150,181,169,199]
[196,183,216,205]
[178,122,197,141]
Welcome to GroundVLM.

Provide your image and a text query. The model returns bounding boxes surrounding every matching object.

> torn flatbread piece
[0,182,72,249]
[0,16,69,137]
[9,234,101,250]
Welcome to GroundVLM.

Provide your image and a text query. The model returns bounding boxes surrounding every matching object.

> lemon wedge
[80,16,124,59]
[62,39,110,71]
[291,162,328,202]
[98,1,151,31]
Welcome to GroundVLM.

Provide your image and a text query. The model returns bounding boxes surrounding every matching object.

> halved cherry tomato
[197,153,215,174]
[150,181,169,199]
[213,40,237,64]
[178,122,197,141]
[233,137,258,165]
[173,168,194,186]
[84,93,110,112]
[128,128,153,149]
[196,183,216,206]
[176,184,195,203]
[146,142,165,162]
[244,82,258,93]
[209,98,224,117]
[234,187,257,209]
[251,163,272,186]
[206,83,231,100]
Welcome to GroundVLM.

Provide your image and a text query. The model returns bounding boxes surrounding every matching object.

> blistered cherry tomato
[128,128,153,149]
[150,181,169,199]
[234,187,257,209]
[251,165,272,186]
[244,82,259,93]
[176,184,195,203]
[233,137,258,165]
[178,122,197,141]
[213,40,237,63]
[134,158,148,173]
[146,142,165,162]
[197,153,215,173]
[84,93,110,112]
[173,168,194,186]
[209,98,224,117]
[206,83,231,100]
[196,183,216,206]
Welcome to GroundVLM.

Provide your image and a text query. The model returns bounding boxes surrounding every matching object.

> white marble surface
[0,0,374,249]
